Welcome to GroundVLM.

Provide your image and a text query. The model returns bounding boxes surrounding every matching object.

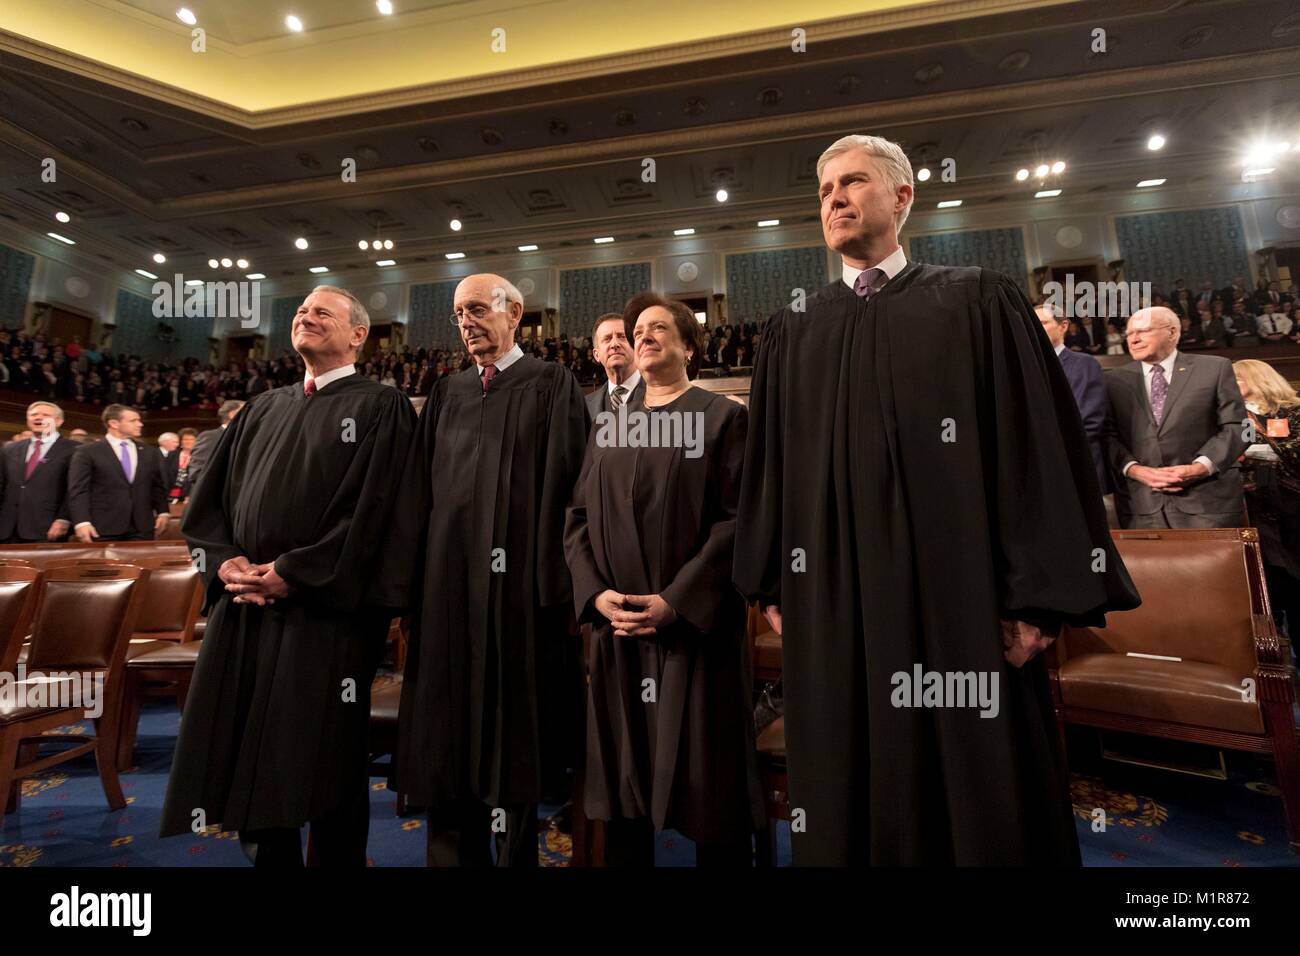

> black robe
[564,387,765,844]
[393,356,589,809]
[160,376,417,836]
[733,264,1141,865]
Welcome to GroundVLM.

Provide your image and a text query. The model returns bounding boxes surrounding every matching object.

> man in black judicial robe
[733,135,1141,866]
[159,286,416,866]
[393,273,588,866]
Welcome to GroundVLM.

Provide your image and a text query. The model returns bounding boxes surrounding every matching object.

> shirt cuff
[1122,460,1137,477]
[1195,455,1216,475]
[74,522,91,530]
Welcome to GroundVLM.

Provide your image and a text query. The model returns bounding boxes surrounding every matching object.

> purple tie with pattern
[119,440,133,482]
[1150,365,1168,425]
[854,267,885,300]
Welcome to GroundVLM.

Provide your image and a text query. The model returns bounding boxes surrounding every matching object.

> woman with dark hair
[564,291,763,866]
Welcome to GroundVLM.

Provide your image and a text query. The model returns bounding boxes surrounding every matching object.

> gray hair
[158,431,179,444]
[492,277,525,310]
[311,285,370,331]
[27,400,64,421]
[816,134,916,233]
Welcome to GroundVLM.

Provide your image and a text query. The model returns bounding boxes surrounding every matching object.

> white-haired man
[733,134,1140,865]
[0,401,78,542]
[394,272,589,866]
[162,285,418,867]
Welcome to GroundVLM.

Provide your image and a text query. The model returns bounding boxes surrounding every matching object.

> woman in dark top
[1234,359,1300,644]
[564,291,763,866]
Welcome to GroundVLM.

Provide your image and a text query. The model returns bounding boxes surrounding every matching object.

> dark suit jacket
[67,438,168,538]
[1057,348,1108,492]
[0,435,78,540]
[1104,351,1248,519]
[585,376,646,421]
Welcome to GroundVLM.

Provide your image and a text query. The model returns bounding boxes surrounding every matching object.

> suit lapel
[105,439,133,486]
[1157,356,1194,434]
[1132,365,1158,430]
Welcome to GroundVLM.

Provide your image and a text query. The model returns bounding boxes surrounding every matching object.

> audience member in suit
[0,401,78,542]
[1220,275,1250,309]
[1036,306,1108,492]
[1104,307,1248,529]
[187,399,246,492]
[162,427,200,504]
[1233,360,1300,643]
[1254,280,1288,313]
[67,404,168,542]
[1256,305,1293,344]
[158,432,179,458]
[586,312,644,421]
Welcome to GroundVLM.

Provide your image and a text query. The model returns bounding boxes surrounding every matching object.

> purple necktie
[854,267,885,300]
[119,440,133,483]
[1150,365,1168,425]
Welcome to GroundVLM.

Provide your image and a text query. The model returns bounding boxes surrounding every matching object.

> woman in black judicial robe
[564,293,765,865]
[159,374,416,846]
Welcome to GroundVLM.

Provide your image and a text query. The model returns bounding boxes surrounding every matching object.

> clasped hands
[1128,461,1209,493]
[594,590,677,637]
[219,556,292,605]
[761,604,1053,668]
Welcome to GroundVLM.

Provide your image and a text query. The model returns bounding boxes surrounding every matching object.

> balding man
[1105,306,1248,528]
[0,401,77,542]
[394,273,589,866]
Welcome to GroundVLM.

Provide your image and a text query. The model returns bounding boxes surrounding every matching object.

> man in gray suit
[187,399,245,492]
[1105,306,1248,528]
[585,311,644,421]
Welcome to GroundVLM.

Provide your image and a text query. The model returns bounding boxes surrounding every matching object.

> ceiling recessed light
[1015,168,1029,182]
[54,211,71,223]
[1035,189,1062,198]
[937,200,963,208]
[916,167,932,182]
[449,219,463,231]
[715,189,729,202]
[152,253,166,264]
[309,266,329,273]
[445,252,465,260]
[383,239,394,250]
[518,244,538,252]
[1147,134,1166,151]
[207,258,219,268]
[359,240,370,250]
[47,232,75,245]
[1034,164,1049,178]
[176,8,197,26]
[1136,178,1166,188]
[757,219,780,227]
[593,236,615,244]
[294,237,309,250]
[285,15,304,32]
[246,273,266,280]
[674,228,695,236]
[185,279,204,287]
[135,269,158,279]
[220,257,233,268]
[376,259,396,267]
[1051,161,1066,174]
[376,0,394,13]
[1242,167,1276,181]
[236,258,249,269]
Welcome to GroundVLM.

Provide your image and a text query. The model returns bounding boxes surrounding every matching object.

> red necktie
[481,364,498,393]
[24,439,43,480]
[304,378,317,397]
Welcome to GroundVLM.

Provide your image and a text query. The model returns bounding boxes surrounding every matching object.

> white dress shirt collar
[608,369,641,396]
[305,363,357,392]
[1142,350,1178,381]
[842,245,908,291]
[1054,343,1066,357]
[478,343,523,375]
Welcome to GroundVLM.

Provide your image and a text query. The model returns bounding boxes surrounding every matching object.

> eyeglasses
[1125,326,1175,339]
[448,304,493,327]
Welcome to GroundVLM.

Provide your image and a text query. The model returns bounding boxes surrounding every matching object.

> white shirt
[842,246,908,292]
[1257,313,1294,335]
[1121,350,1214,476]
[477,343,523,377]
[1053,343,1067,357]
[304,363,357,392]
[26,432,58,465]
[607,369,641,398]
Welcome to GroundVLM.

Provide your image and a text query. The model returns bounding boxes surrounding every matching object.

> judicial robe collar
[841,245,908,292]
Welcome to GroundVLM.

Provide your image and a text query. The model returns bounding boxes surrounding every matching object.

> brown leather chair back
[131,555,203,640]
[1060,529,1258,678]
[0,542,188,571]
[26,566,150,671]
[0,566,41,675]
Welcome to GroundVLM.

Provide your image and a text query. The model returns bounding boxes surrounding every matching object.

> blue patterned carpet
[1,702,1295,867]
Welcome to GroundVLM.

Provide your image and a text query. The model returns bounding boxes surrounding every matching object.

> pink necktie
[24,439,43,480]
[481,364,498,393]
[304,378,317,396]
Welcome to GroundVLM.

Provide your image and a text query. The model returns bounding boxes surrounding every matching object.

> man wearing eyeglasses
[1104,306,1248,528]
[392,273,589,866]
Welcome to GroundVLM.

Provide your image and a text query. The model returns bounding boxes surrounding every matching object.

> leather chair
[368,618,408,814]
[753,716,790,866]
[0,564,149,828]
[116,641,202,771]
[1049,527,1300,849]
[0,566,41,816]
